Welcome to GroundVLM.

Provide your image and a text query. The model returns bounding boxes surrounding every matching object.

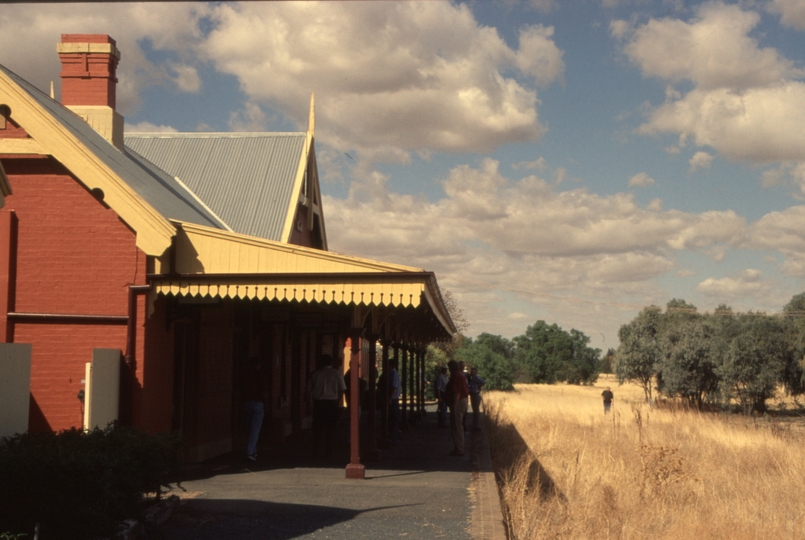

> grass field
[484,374,805,539]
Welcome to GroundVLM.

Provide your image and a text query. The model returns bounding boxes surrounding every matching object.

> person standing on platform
[436,366,449,427]
[241,357,268,462]
[387,358,402,446]
[467,367,486,431]
[307,354,346,457]
[446,360,469,456]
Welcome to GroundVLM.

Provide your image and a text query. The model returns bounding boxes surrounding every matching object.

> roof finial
[308,92,315,138]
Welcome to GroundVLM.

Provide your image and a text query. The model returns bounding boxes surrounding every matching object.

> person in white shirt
[436,366,449,427]
[307,354,346,457]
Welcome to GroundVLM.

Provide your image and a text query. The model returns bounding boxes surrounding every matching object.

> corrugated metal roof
[0,64,227,231]
[125,133,307,242]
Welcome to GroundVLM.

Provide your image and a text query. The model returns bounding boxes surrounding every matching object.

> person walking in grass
[601,386,614,413]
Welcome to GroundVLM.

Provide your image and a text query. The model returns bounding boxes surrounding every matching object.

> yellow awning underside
[153,279,427,308]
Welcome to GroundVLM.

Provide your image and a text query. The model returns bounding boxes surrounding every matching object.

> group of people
[240,353,489,461]
[435,361,485,457]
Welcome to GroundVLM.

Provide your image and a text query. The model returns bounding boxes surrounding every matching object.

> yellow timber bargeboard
[0,67,175,256]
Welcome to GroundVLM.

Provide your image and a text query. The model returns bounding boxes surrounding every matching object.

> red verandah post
[345,327,365,479]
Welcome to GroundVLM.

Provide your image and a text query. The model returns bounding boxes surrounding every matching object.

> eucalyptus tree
[717,314,789,413]
[782,292,805,396]
[513,321,599,385]
[455,333,517,391]
[659,317,720,408]
[615,307,662,403]
[514,321,570,384]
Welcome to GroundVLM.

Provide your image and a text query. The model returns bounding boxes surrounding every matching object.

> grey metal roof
[125,133,307,242]
[0,64,227,232]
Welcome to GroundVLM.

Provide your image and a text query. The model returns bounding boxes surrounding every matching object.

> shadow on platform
[149,499,419,540]
[172,406,469,484]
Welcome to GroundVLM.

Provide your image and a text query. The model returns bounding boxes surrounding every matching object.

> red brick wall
[1,156,148,432]
[139,295,175,435]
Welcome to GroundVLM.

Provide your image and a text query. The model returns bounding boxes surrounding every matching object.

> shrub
[0,426,178,540]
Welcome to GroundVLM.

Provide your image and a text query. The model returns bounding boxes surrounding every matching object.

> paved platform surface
[149,406,506,539]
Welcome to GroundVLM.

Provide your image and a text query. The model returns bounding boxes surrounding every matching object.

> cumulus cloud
[324,159,750,337]
[621,4,800,90]
[167,63,201,93]
[0,4,212,115]
[228,102,269,132]
[769,0,805,29]
[746,206,805,277]
[125,121,178,133]
[697,269,778,306]
[199,2,558,160]
[629,172,655,187]
[515,25,565,86]
[1,3,558,161]
[513,157,548,171]
[688,151,713,173]
[619,2,805,166]
[527,0,556,12]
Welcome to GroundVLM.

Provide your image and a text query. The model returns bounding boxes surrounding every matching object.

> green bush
[0,426,178,540]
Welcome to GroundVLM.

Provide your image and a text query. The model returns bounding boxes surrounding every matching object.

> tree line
[615,294,805,413]
[428,320,602,391]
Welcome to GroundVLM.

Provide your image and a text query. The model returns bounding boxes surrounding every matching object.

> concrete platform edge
[469,414,507,540]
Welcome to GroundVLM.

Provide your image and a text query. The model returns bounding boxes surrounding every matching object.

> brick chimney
[57,34,124,148]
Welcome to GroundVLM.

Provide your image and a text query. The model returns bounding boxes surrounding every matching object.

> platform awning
[149,221,457,339]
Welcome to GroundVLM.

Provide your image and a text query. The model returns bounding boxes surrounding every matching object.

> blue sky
[3,0,805,348]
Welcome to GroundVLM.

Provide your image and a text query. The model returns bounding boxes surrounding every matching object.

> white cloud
[628,172,655,187]
[610,19,630,40]
[769,0,805,29]
[324,159,749,338]
[688,151,713,173]
[623,3,801,90]
[167,63,201,93]
[0,4,211,115]
[199,2,555,160]
[640,85,805,163]
[512,157,548,171]
[515,25,565,87]
[125,121,177,133]
[697,269,778,306]
[747,206,805,276]
[228,102,269,132]
[621,3,805,166]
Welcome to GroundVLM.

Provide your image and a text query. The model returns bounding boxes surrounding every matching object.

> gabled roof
[126,132,309,243]
[0,63,456,339]
[0,64,228,255]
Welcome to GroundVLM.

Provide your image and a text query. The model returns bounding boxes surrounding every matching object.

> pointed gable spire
[308,92,315,138]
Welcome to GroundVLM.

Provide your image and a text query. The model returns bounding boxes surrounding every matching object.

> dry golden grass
[484,374,805,540]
